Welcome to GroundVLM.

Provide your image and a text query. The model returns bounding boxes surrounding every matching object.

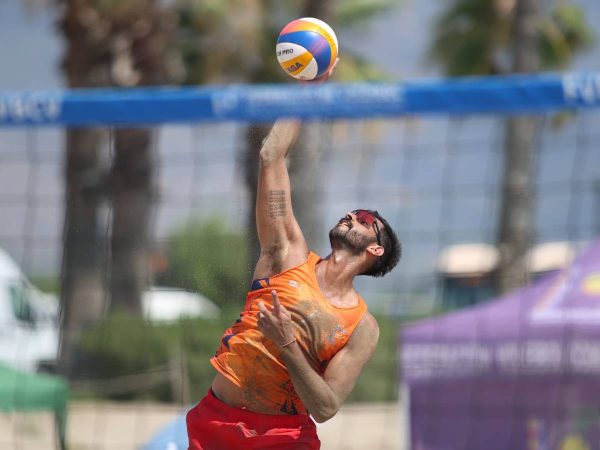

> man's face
[329,211,381,255]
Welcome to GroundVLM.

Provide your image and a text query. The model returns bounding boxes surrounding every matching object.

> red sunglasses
[351,209,382,246]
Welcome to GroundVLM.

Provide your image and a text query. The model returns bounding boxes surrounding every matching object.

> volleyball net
[0,73,599,449]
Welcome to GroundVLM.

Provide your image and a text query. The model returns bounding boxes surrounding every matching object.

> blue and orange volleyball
[276,18,338,81]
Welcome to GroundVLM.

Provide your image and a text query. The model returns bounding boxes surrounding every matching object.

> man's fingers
[328,57,339,76]
[259,292,287,324]
[271,291,281,314]
[258,302,274,320]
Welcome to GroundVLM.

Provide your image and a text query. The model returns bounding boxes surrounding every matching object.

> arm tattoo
[269,190,287,218]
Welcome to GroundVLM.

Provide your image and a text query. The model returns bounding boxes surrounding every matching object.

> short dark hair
[362,213,401,278]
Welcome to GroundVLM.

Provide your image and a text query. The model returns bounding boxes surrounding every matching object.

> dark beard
[329,223,372,256]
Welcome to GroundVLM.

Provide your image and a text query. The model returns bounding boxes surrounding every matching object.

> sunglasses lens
[353,210,375,226]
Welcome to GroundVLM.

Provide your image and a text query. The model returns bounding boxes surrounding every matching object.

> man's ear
[367,244,384,257]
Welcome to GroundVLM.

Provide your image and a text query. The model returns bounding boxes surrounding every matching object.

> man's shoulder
[360,311,379,334]
[349,311,379,349]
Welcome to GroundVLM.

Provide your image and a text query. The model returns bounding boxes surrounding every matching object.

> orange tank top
[210,252,368,416]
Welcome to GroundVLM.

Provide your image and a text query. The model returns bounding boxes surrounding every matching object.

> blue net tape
[0,73,599,127]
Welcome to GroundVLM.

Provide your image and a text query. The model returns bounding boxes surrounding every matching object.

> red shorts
[186,389,320,450]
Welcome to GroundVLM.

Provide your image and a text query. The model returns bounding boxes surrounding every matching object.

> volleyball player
[186,63,401,450]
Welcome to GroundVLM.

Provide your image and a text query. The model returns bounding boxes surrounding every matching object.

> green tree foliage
[158,217,251,307]
[77,314,173,400]
[429,0,594,76]
[538,3,595,68]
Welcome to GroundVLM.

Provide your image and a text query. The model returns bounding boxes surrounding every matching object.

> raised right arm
[253,60,339,279]
[253,119,309,279]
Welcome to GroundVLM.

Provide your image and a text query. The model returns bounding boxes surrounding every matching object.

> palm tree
[59,0,112,376]
[498,0,540,294]
[429,0,593,294]
[58,0,178,375]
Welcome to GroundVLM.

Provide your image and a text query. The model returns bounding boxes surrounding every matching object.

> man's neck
[315,250,362,300]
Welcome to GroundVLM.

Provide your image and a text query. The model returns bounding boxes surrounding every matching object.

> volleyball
[276,18,338,81]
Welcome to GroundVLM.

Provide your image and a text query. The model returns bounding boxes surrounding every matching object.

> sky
[0,1,61,89]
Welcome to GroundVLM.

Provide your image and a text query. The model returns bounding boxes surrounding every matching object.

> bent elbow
[312,414,330,424]
[259,149,279,165]
[311,405,339,424]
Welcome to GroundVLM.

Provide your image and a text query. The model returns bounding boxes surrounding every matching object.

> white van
[0,248,59,373]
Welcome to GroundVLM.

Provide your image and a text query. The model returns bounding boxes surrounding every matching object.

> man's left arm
[258,291,379,423]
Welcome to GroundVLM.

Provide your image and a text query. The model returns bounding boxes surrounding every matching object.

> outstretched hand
[257,291,296,347]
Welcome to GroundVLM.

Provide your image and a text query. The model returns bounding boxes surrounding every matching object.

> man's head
[329,209,401,277]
